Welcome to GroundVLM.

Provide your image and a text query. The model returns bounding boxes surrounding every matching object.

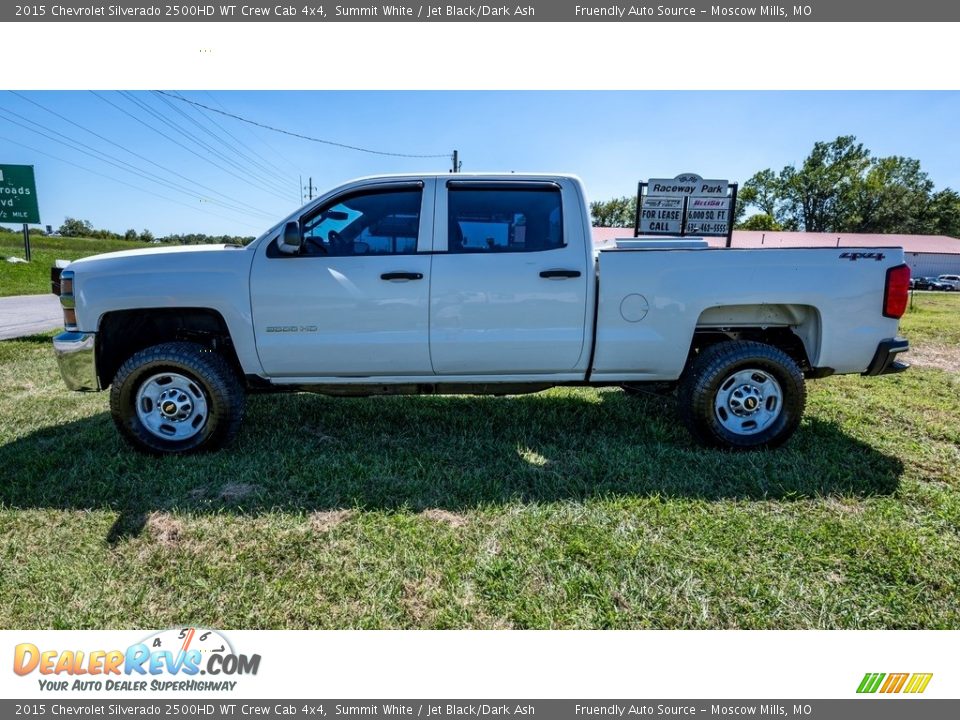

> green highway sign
[0,164,40,224]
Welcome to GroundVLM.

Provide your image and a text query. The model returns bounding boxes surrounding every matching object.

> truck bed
[590,246,905,382]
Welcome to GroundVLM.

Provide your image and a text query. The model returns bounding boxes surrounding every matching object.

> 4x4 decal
[840,251,886,261]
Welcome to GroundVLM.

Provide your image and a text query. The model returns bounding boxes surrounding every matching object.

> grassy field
[903,292,960,344]
[0,234,154,297]
[0,295,958,629]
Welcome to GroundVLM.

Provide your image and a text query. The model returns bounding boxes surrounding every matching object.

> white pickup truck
[52,173,910,454]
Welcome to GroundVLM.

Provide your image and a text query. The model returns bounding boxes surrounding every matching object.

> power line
[201,90,303,177]
[158,91,293,188]
[197,91,302,203]
[146,90,294,196]
[97,90,288,208]
[92,90,258,200]
[155,90,453,159]
[0,134,264,232]
[0,106,275,222]
[119,91,292,203]
[8,91,276,220]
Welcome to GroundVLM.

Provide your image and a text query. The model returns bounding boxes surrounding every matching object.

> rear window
[447,187,563,253]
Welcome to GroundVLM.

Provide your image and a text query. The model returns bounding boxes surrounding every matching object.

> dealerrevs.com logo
[13,628,260,692]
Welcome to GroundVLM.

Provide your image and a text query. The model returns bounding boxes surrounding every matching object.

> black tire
[110,341,245,455]
[677,341,805,450]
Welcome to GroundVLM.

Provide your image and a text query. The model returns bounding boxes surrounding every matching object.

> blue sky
[2,90,959,237]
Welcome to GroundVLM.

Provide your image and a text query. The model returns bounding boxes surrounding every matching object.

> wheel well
[689,327,812,371]
[96,308,241,388]
[689,304,821,374]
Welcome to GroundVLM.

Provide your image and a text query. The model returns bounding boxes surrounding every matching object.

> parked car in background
[936,274,960,290]
[911,276,953,291]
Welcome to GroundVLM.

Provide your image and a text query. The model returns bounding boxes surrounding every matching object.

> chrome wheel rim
[135,372,209,441]
[714,368,783,436]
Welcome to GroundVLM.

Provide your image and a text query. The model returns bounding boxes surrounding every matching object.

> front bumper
[862,336,910,376]
[52,332,100,391]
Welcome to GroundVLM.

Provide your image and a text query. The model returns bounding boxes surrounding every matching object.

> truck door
[250,180,434,378]
[429,179,589,375]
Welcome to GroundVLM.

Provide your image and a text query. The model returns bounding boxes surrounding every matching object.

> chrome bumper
[52,332,100,391]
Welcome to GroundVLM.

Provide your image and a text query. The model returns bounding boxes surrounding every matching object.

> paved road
[0,294,62,340]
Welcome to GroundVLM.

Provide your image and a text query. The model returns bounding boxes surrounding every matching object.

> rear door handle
[381,272,423,281]
[539,269,582,279]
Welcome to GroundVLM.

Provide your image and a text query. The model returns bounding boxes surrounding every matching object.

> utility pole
[303,176,314,201]
[451,150,461,173]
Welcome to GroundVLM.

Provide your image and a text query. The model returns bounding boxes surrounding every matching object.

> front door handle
[539,269,582,279]
[381,272,424,281]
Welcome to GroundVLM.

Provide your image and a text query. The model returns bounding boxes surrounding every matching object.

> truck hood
[68,243,244,268]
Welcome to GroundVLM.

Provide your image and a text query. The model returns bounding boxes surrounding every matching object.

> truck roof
[343,171,582,182]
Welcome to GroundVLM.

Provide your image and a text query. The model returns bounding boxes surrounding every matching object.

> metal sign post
[0,164,41,262]
[726,183,738,248]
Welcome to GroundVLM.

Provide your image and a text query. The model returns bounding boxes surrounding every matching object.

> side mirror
[276,221,302,255]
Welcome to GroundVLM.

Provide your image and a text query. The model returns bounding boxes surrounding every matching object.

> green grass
[903,291,960,345]
[0,234,154,297]
[0,296,958,629]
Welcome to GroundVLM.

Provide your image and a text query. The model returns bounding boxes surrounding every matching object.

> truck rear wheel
[678,340,805,450]
[110,342,245,455]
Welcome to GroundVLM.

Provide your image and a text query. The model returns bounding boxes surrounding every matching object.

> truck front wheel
[110,342,245,454]
[678,341,805,450]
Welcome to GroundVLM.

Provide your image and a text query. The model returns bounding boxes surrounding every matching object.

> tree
[737,169,785,228]
[739,213,783,231]
[778,135,871,232]
[597,136,959,238]
[139,229,155,243]
[850,156,934,234]
[124,228,138,241]
[737,135,955,235]
[743,169,781,218]
[733,189,753,226]
[58,218,94,237]
[928,189,960,237]
[590,196,636,227]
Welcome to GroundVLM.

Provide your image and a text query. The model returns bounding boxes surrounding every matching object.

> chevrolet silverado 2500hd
[52,174,910,454]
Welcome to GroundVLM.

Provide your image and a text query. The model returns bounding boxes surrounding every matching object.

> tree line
[590,135,960,237]
[0,218,254,246]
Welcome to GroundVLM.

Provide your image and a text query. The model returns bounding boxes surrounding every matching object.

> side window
[447,187,563,253]
[300,188,421,256]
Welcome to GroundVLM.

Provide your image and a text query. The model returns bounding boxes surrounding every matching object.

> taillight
[883,264,910,319]
[59,270,76,329]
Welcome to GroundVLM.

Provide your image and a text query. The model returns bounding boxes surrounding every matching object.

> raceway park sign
[638,173,734,238]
